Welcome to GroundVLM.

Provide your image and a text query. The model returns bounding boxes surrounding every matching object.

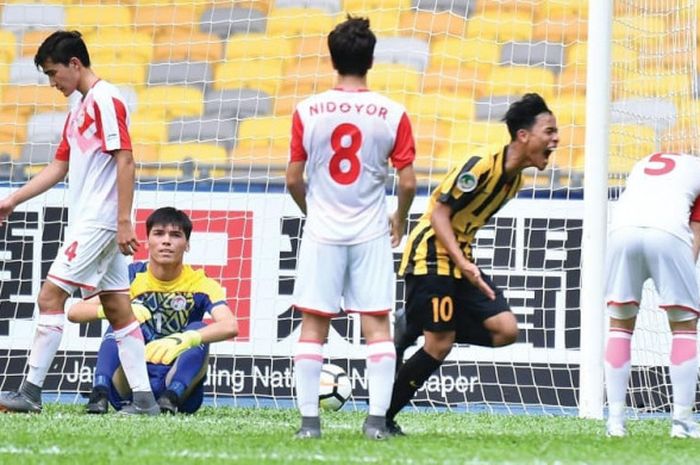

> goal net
[0,0,693,415]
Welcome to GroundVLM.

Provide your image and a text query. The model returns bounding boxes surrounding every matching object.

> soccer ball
[318,363,352,411]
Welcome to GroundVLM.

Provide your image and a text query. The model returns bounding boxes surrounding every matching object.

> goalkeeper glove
[97,302,152,323]
[145,330,202,365]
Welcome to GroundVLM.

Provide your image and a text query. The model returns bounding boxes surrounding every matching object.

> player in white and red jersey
[604,152,700,438]
[286,16,416,440]
[0,31,158,415]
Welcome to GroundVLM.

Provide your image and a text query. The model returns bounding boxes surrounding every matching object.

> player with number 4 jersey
[604,153,700,439]
[286,16,417,440]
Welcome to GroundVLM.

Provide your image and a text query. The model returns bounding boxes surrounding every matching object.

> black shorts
[404,273,510,344]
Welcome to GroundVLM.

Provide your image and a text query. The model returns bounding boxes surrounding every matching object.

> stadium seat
[449,120,509,147]
[159,142,229,164]
[9,57,48,85]
[0,110,28,143]
[0,29,18,65]
[1,4,64,32]
[167,116,238,150]
[532,15,588,43]
[147,61,212,87]
[293,35,330,64]
[92,63,147,87]
[411,117,451,160]
[1,86,67,116]
[275,0,342,14]
[421,65,486,96]
[349,9,401,36]
[152,30,225,62]
[557,64,586,97]
[407,93,475,123]
[465,12,534,42]
[131,5,200,34]
[472,0,537,16]
[343,0,411,10]
[616,73,692,101]
[230,145,289,171]
[429,37,500,72]
[27,111,66,143]
[266,7,336,37]
[213,61,284,95]
[412,0,474,17]
[281,59,336,96]
[19,30,54,57]
[368,64,421,93]
[434,142,503,171]
[399,10,468,39]
[200,6,267,39]
[555,124,585,170]
[273,91,313,117]
[236,116,290,149]
[137,86,204,120]
[129,113,168,144]
[0,142,22,160]
[84,31,154,67]
[608,123,656,175]
[500,41,565,73]
[204,88,273,119]
[374,37,430,72]
[483,66,556,99]
[225,33,294,63]
[473,95,516,121]
[611,15,666,44]
[64,5,132,32]
[132,142,161,179]
[540,0,588,19]
[547,95,586,126]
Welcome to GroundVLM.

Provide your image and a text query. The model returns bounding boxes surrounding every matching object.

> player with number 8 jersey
[604,152,700,439]
[286,16,417,440]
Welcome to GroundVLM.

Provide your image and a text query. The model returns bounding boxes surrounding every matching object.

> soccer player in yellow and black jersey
[386,93,559,435]
[67,207,238,414]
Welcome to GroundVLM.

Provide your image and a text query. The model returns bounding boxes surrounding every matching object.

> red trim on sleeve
[289,110,308,162]
[389,112,416,170]
[691,195,700,222]
[54,114,71,161]
[112,97,132,151]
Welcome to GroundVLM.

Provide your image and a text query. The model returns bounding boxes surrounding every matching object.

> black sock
[386,348,442,421]
[20,381,42,403]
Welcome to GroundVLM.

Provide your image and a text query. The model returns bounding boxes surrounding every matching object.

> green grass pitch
[0,404,699,464]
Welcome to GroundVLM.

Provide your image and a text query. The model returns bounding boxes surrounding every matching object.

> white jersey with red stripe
[611,152,700,246]
[54,80,132,231]
[290,88,415,245]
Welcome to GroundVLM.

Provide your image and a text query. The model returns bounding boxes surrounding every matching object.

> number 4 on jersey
[65,241,78,262]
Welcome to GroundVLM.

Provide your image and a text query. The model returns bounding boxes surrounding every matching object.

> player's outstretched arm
[431,202,495,300]
[67,298,151,324]
[0,159,68,224]
[390,164,416,247]
[114,149,139,256]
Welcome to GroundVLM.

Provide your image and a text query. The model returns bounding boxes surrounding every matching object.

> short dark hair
[34,30,91,69]
[328,16,375,77]
[146,207,193,240]
[502,93,552,140]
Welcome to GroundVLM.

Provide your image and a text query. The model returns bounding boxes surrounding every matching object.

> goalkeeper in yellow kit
[67,207,238,414]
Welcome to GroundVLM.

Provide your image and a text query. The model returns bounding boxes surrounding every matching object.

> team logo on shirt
[456,172,477,192]
[170,295,188,311]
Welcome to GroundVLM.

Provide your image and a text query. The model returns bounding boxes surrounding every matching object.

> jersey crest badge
[456,172,477,192]
[170,295,188,311]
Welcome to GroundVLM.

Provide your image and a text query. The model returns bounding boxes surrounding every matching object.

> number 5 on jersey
[330,123,362,185]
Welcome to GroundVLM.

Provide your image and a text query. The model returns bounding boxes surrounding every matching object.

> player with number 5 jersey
[286,16,417,440]
[604,152,700,439]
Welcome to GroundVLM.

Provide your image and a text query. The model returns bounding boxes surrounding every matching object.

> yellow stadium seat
[65,6,132,32]
[557,64,586,97]
[412,117,452,162]
[368,64,421,93]
[448,121,510,147]
[236,116,290,149]
[553,124,585,169]
[611,15,666,44]
[225,34,294,62]
[541,0,588,18]
[473,0,538,16]
[0,62,10,87]
[292,35,331,64]
[129,114,167,144]
[230,145,289,169]
[407,93,475,123]
[566,43,638,71]
[92,63,147,87]
[20,30,54,58]
[399,11,468,39]
[1,86,67,116]
[153,30,224,62]
[430,37,499,73]
[213,61,284,95]
[659,126,700,154]
[422,65,486,96]
[159,142,229,164]
[274,92,313,117]
[532,15,588,43]
[281,59,336,97]
[435,142,504,171]
[0,111,28,143]
[547,95,586,126]
[466,12,534,42]
[131,5,200,34]
[483,66,556,99]
[343,0,411,11]
[137,86,203,120]
[608,123,656,175]
[350,9,402,36]
[615,72,692,100]
[0,30,18,64]
[84,31,154,66]
[0,142,22,160]
[266,8,337,38]
[132,143,160,163]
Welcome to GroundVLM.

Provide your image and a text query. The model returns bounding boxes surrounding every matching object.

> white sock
[294,340,323,417]
[26,313,64,387]
[366,340,396,417]
[113,321,151,392]
[604,328,632,420]
[670,331,698,420]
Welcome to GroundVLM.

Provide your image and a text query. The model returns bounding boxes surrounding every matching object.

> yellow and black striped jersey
[129,262,227,341]
[399,145,523,278]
